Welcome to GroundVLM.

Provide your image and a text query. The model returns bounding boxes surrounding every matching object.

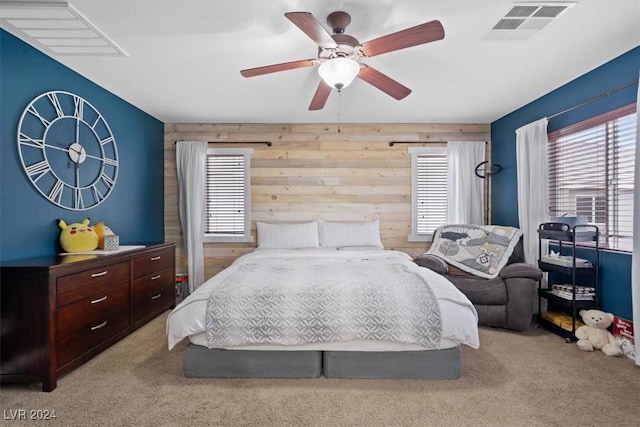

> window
[204,148,253,243]
[575,195,606,224]
[548,105,636,251]
[409,146,447,241]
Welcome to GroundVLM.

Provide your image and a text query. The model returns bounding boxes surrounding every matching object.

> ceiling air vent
[484,2,576,41]
[0,1,127,56]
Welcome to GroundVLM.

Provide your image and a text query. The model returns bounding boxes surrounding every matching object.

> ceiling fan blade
[285,12,338,48]
[359,20,444,57]
[308,80,332,110]
[357,65,411,100]
[240,59,319,77]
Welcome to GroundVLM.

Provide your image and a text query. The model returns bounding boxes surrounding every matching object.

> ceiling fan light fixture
[318,57,360,90]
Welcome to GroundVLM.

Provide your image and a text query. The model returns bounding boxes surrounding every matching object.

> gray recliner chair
[414,238,543,332]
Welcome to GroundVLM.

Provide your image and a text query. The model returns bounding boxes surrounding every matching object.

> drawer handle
[151,274,161,280]
[150,256,161,261]
[91,295,108,304]
[91,320,108,331]
[151,293,162,300]
[91,271,108,278]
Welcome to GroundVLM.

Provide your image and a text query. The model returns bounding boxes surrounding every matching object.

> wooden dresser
[0,242,175,391]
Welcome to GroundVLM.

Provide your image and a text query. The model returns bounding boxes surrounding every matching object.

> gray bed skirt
[185,345,322,378]
[184,344,461,379]
[323,346,461,379]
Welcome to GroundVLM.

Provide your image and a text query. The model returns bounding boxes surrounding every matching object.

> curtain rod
[389,141,424,146]
[547,79,638,120]
[174,141,272,146]
[388,141,488,146]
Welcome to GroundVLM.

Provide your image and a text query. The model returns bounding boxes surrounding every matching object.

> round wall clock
[17,91,119,210]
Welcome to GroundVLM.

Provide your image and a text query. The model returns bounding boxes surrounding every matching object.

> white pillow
[337,246,384,251]
[318,220,383,248]
[257,221,320,249]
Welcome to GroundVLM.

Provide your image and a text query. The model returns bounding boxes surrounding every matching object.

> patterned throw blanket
[205,254,442,349]
[427,225,523,279]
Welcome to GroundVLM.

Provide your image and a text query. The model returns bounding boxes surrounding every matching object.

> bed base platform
[184,344,461,379]
[185,345,322,378]
[323,346,460,379]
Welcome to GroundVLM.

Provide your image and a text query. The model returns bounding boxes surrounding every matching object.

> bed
[166,220,479,379]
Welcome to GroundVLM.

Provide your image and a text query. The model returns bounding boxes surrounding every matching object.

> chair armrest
[500,263,543,281]
[413,254,449,275]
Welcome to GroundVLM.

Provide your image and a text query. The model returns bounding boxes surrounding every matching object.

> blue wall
[491,46,639,319]
[0,30,165,262]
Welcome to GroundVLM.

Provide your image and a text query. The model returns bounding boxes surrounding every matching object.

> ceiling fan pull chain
[337,89,342,133]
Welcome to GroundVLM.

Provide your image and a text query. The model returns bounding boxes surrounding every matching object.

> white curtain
[447,141,485,225]
[176,141,207,293]
[516,118,549,264]
[632,75,640,366]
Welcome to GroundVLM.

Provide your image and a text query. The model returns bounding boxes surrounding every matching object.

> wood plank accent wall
[164,123,491,279]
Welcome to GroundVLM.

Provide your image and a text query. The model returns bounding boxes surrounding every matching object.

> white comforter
[166,249,479,351]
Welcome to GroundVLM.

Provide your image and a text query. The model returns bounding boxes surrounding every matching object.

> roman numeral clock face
[17,91,118,210]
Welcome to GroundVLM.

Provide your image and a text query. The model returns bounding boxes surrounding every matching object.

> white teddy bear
[575,309,622,357]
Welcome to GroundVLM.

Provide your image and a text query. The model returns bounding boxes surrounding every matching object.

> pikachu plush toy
[58,218,99,253]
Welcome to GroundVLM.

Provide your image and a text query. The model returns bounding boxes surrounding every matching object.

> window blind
[205,154,246,235]
[548,106,636,251]
[416,153,448,235]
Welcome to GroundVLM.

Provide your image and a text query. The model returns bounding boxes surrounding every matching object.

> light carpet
[1,311,639,426]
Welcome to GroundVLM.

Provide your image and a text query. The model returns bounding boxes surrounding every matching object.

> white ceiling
[3,0,639,124]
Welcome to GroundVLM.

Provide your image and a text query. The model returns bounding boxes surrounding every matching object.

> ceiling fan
[240,11,445,111]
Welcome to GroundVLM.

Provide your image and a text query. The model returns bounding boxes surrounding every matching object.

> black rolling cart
[537,222,599,342]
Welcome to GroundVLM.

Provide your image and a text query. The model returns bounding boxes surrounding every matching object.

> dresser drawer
[132,267,173,302]
[132,286,174,325]
[132,247,174,280]
[57,262,130,307]
[57,308,130,368]
[57,285,130,340]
